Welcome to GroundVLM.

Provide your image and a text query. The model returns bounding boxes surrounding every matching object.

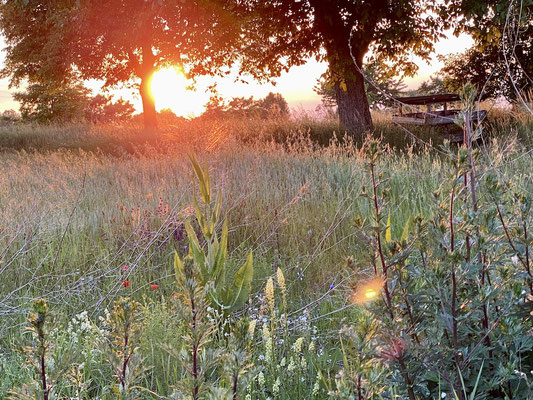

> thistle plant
[9,299,53,400]
[103,297,147,399]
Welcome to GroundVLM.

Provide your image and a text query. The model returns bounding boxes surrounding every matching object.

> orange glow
[352,277,384,304]
[150,67,206,117]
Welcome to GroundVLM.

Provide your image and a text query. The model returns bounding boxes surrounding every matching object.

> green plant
[102,297,149,399]
[185,154,254,317]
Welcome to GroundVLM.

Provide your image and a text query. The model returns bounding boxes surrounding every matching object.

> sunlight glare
[150,67,206,118]
[352,277,384,304]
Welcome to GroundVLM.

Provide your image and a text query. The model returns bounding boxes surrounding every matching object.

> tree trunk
[333,63,373,135]
[139,72,158,131]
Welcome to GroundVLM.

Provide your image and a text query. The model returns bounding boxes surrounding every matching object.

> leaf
[469,360,484,400]
[213,219,228,287]
[385,212,392,243]
[192,196,207,237]
[401,216,410,243]
[174,251,184,284]
[184,222,207,283]
[231,251,253,310]
[340,81,347,91]
[188,153,210,205]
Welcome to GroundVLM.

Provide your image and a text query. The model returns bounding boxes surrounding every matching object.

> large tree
[315,61,407,110]
[441,0,532,101]
[239,0,443,134]
[0,0,244,129]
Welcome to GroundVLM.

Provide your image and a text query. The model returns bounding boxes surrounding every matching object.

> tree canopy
[440,0,532,101]
[315,62,407,110]
[240,0,444,134]
[1,0,245,129]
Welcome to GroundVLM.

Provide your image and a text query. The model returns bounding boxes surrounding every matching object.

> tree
[202,92,290,119]
[14,81,90,123]
[441,0,532,100]
[439,22,532,100]
[315,61,407,110]
[85,95,135,123]
[0,0,244,130]
[240,0,443,134]
[413,76,445,95]
[259,92,290,118]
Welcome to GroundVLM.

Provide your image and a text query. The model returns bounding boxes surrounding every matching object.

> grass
[0,109,532,398]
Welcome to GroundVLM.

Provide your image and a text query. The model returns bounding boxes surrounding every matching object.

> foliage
[315,62,407,110]
[13,81,90,123]
[407,75,446,96]
[176,155,254,316]
[203,92,290,120]
[0,0,245,129]
[0,117,532,398]
[85,95,135,124]
[240,0,445,133]
[440,0,533,101]
[440,38,533,100]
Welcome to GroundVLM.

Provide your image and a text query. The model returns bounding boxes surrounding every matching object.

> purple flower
[329,284,335,290]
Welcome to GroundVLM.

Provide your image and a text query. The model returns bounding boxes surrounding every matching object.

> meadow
[0,108,532,399]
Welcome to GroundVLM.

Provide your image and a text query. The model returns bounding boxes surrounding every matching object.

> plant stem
[369,161,393,319]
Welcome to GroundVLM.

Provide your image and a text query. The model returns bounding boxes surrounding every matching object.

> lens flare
[351,277,384,304]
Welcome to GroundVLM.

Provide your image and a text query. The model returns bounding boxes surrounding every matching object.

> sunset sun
[150,67,206,118]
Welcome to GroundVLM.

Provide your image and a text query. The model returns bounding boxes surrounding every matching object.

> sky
[0,30,474,117]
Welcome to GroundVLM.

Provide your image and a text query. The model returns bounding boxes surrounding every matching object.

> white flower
[512,255,519,265]
[441,393,446,399]
[272,377,281,396]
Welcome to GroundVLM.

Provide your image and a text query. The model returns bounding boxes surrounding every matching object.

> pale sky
[0,30,474,117]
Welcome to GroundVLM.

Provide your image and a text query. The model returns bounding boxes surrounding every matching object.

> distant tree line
[202,92,290,120]
[12,81,135,124]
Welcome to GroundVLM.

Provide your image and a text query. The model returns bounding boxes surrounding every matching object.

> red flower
[122,281,130,287]
[151,284,159,290]
[121,265,128,271]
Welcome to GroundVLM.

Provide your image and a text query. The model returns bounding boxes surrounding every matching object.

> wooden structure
[392,93,487,126]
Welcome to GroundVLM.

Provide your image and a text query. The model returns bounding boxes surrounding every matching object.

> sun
[150,67,206,118]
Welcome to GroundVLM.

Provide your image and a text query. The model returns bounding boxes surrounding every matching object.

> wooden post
[443,102,448,116]
[425,104,431,124]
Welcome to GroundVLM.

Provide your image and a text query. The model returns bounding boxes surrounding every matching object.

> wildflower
[248,319,257,338]
[258,354,265,361]
[277,267,286,302]
[150,284,158,290]
[312,377,320,397]
[512,255,520,266]
[287,357,296,372]
[121,265,128,271]
[272,377,281,396]
[265,337,273,363]
[294,337,305,353]
[258,372,265,389]
[308,341,315,353]
[265,277,275,314]
[329,284,335,290]
[262,323,270,340]
[122,281,130,287]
